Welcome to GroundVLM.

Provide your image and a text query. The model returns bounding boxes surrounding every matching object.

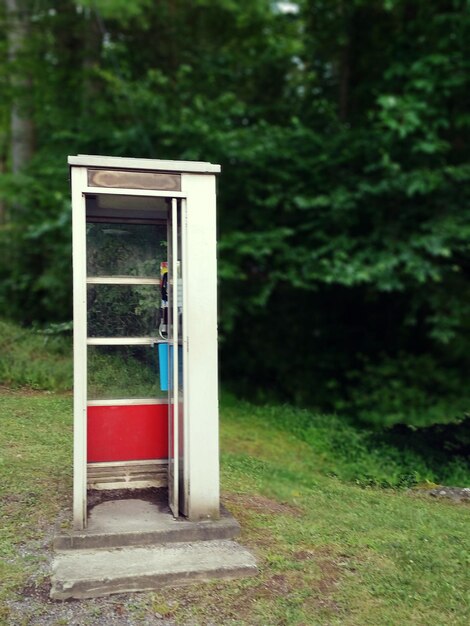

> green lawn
[0,389,468,625]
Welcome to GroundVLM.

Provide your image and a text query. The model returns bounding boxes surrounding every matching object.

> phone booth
[69,155,220,530]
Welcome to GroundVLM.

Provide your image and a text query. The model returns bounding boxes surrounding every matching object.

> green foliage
[339,354,470,427]
[0,319,72,391]
[0,0,468,427]
[221,393,470,488]
[0,164,72,324]
[88,345,163,399]
[76,0,153,21]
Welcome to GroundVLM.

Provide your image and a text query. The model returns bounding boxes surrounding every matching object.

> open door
[167,198,184,517]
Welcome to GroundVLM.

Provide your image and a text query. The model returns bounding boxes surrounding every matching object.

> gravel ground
[7,590,177,626]
[5,511,178,626]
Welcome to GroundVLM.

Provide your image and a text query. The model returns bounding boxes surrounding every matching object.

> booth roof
[68,154,221,174]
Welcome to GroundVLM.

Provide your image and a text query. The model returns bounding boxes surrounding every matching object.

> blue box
[158,343,183,392]
[158,343,169,391]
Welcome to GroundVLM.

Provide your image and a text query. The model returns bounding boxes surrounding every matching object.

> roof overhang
[68,154,221,174]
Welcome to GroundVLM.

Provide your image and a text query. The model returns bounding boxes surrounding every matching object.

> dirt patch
[251,573,292,599]
[212,557,342,623]
[21,580,52,603]
[223,492,302,517]
[162,573,298,625]
[87,487,168,510]
[293,549,316,561]
[304,547,347,615]
[315,560,340,595]
[221,492,302,555]
[3,492,29,504]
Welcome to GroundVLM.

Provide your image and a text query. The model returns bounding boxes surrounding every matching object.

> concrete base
[51,539,257,600]
[54,499,241,550]
[50,497,257,600]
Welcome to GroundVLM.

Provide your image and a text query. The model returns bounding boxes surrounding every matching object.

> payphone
[69,155,220,530]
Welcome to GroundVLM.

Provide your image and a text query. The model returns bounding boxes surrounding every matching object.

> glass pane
[87,345,165,400]
[87,285,160,337]
[86,222,167,277]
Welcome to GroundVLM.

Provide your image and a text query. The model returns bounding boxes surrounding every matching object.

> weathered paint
[87,404,168,462]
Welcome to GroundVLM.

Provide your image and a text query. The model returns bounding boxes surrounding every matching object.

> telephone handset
[158,262,168,340]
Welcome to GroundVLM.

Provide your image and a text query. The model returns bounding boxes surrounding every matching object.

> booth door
[85,201,169,467]
[167,199,185,517]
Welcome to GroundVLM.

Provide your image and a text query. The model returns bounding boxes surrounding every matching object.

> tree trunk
[0,155,5,223]
[81,7,102,118]
[5,0,35,174]
[338,2,353,123]
[0,114,6,222]
[338,37,351,123]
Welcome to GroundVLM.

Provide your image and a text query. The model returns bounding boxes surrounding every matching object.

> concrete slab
[50,539,258,599]
[54,499,240,550]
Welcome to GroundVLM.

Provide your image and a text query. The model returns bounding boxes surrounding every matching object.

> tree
[0,0,468,425]
[4,0,34,175]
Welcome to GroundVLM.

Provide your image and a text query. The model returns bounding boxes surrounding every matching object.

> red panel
[87,404,168,462]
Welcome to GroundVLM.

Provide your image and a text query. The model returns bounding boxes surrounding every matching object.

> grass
[221,394,470,488]
[0,320,469,624]
[216,404,470,625]
[0,320,72,391]
[0,389,469,625]
[0,391,72,613]
[87,346,166,400]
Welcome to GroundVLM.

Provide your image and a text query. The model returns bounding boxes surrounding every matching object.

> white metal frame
[86,338,164,345]
[71,166,88,530]
[70,155,220,528]
[168,198,179,517]
[86,277,160,285]
[86,187,185,198]
[87,398,167,406]
[181,197,190,516]
[181,173,220,520]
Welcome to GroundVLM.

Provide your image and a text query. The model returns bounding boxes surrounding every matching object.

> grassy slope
[0,320,72,392]
[0,394,72,600]
[0,390,469,625]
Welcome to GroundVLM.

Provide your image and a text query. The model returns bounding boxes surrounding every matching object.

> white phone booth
[69,155,220,530]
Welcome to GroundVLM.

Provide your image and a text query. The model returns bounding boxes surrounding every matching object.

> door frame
[72,174,188,529]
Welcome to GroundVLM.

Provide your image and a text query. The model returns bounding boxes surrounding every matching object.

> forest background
[0,0,469,447]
